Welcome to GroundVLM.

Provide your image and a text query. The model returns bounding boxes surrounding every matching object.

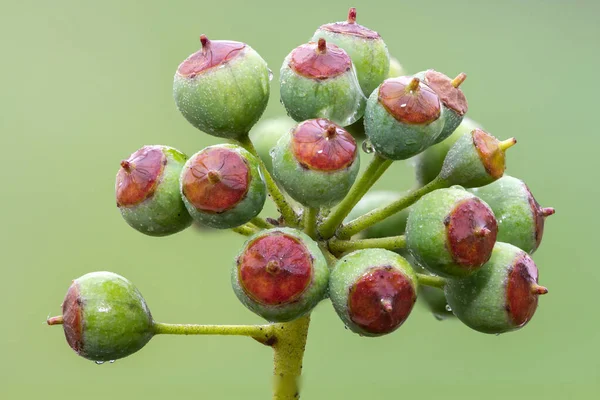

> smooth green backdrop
[1,0,598,398]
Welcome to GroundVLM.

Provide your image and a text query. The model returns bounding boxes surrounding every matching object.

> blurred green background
[2,0,598,398]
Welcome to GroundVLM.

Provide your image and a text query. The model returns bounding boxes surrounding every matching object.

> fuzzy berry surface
[231,228,329,322]
[116,145,192,236]
[62,271,154,362]
[272,119,360,208]
[445,242,545,334]
[173,39,270,140]
[365,77,445,160]
[180,144,266,229]
[406,187,498,278]
[329,249,418,336]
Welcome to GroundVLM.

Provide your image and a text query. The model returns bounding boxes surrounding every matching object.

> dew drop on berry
[445,304,452,312]
[362,140,374,154]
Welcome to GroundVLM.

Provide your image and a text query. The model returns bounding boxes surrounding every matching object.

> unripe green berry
[116,145,192,236]
[471,176,555,254]
[441,128,516,188]
[345,191,410,239]
[414,70,468,143]
[180,144,266,229]
[406,187,498,278]
[388,56,406,78]
[50,272,154,362]
[280,39,365,126]
[312,8,390,97]
[248,117,296,174]
[329,249,418,336]
[231,228,329,322]
[445,242,548,334]
[414,117,481,186]
[173,35,270,140]
[365,76,445,160]
[272,119,360,208]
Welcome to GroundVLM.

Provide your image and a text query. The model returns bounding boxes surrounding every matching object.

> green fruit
[414,117,481,186]
[272,119,360,208]
[440,128,516,188]
[388,56,406,78]
[471,176,555,254]
[406,187,498,278]
[280,38,365,126]
[116,145,192,236]
[180,144,266,229]
[365,76,445,160]
[312,8,390,97]
[54,272,153,362]
[345,191,410,239]
[248,117,296,174]
[231,228,329,322]
[173,35,270,140]
[414,70,468,143]
[445,242,548,334]
[329,249,418,336]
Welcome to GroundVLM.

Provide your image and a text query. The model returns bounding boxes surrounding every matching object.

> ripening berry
[406,187,498,278]
[173,35,270,140]
[445,242,548,334]
[471,176,555,254]
[231,228,329,322]
[312,8,390,97]
[280,39,365,126]
[48,272,154,362]
[180,144,266,229]
[414,70,468,143]
[345,191,410,239]
[116,145,192,236]
[249,117,296,174]
[329,249,418,336]
[414,117,481,186]
[365,76,445,160]
[440,128,516,188]
[272,119,360,208]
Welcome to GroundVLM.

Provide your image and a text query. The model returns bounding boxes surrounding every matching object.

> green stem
[318,243,339,269]
[337,175,448,239]
[232,224,258,237]
[272,315,311,400]
[417,274,447,290]
[153,322,276,344]
[251,216,274,230]
[304,207,318,239]
[329,235,406,255]
[319,154,393,239]
[237,136,299,228]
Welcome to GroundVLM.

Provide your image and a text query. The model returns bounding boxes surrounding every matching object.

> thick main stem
[304,207,318,239]
[319,154,393,239]
[272,315,311,400]
[237,136,299,227]
[337,176,448,239]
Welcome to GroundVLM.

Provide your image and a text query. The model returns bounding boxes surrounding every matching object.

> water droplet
[109,360,116,364]
[94,361,105,365]
[433,313,444,321]
[445,304,452,312]
[495,333,501,337]
[362,140,374,154]
[268,69,273,81]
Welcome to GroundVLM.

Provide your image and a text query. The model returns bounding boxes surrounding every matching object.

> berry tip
[406,77,420,92]
[120,160,132,171]
[498,137,517,151]
[47,315,64,326]
[348,7,357,24]
[317,38,327,53]
[451,72,467,88]
[541,207,555,217]
[200,34,210,50]
[531,284,548,295]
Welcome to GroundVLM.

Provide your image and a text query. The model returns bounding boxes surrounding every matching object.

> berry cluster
[48,7,554,395]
